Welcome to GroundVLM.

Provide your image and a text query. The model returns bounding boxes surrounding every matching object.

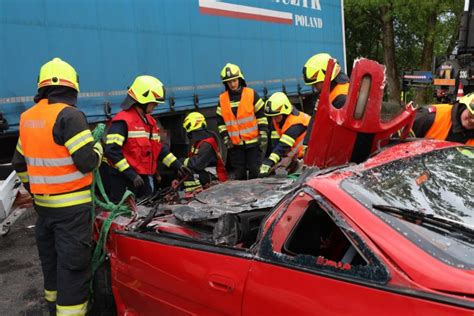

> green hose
[90,123,133,292]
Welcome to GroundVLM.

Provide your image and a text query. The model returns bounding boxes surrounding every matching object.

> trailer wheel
[89,257,116,316]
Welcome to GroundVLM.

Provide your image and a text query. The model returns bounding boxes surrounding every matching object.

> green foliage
[345,0,463,78]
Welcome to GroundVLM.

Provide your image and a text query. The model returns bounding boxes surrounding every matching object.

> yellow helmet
[220,63,245,82]
[264,92,293,116]
[302,53,341,86]
[183,112,207,133]
[38,58,80,92]
[459,92,474,115]
[128,75,165,105]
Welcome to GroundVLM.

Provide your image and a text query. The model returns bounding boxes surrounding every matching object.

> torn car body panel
[304,58,416,168]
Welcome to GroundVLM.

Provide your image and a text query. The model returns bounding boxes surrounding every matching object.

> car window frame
[256,186,390,285]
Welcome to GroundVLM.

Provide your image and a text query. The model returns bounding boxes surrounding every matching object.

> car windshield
[342,146,474,268]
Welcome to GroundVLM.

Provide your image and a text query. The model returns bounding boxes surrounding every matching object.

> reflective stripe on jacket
[219,87,259,145]
[112,108,163,175]
[273,111,311,158]
[19,99,93,194]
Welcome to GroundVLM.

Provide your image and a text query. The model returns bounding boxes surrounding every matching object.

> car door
[110,230,253,316]
[242,188,471,315]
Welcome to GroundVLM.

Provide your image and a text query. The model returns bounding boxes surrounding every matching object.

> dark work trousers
[228,145,261,180]
[35,203,92,312]
[109,172,153,203]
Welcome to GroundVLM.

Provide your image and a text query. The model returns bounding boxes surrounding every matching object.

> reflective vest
[112,108,163,175]
[329,82,350,105]
[426,104,474,145]
[19,99,93,194]
[219,87,259,145]
[189,136,228,182]
[273,111,311,158]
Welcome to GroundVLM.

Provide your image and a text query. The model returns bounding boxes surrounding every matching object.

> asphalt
[0,208,48,316]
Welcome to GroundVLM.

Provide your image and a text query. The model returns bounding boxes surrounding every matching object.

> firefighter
[302,53,350,145]
[411,93,474,145]
[181,112,228,192]
[259,92,310,177]
[104,75,191,203]
[12,58,102,315]
[216,63,268,180]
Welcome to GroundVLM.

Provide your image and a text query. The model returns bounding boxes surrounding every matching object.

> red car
[92,140,474,316]
[92,58,473,315]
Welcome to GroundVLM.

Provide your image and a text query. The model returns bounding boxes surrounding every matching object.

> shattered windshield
[342,146,474,268]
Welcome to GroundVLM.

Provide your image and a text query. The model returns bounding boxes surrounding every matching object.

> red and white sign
[199,0,293,24]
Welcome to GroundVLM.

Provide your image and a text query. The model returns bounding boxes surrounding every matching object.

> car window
[342,146,474,269]
[259,188,389,284]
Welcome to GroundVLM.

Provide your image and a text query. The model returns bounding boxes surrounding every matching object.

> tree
[380,3,400,102]
[345,0,463,104]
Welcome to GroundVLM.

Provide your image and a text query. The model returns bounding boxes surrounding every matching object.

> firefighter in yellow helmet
[104,75,191,202]
[216,63,268,180]
[180,112,228,193]
[411,93,474,145]
[302,53,350,145]
[11,58,102,315]
[259,92,310,177]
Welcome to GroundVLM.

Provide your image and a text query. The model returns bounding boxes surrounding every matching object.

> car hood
[160,178,296,222]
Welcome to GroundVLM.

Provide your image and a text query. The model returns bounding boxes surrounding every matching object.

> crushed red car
[91,59,474,315]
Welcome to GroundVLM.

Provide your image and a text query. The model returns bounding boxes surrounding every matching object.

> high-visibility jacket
[112,108,163,175]
[273,111,311,158]
[426,104,474,145]
[219,87,259,145]
[329,82,350,106]
[189,136,228,182]
[19,99,93,194]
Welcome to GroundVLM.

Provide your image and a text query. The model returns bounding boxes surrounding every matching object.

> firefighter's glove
[132,175,145,188]
[224,136,234,149]
[93,142,103,168]
[258,163,271,178]
[178,165,193,179]
[259,131,268,154]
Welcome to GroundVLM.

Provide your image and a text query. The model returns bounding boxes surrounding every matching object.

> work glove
[224,136,234,149]
[132,175,145,188]
[258,163,271,178]
[259,131,268,155]
[178,165,193,179]
[93,142,103,168]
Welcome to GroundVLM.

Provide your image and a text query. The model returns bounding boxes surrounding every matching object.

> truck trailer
[0,0,346,162]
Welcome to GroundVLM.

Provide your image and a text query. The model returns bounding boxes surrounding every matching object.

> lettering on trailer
[198,0,324,29]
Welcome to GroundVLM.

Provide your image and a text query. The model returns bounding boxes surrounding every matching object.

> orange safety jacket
[329,82,350,105]
[19,99,93,194]
[112,108,163,175]
[219,87,259,145]
[425,104,474,145]
[273,111,311,158]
